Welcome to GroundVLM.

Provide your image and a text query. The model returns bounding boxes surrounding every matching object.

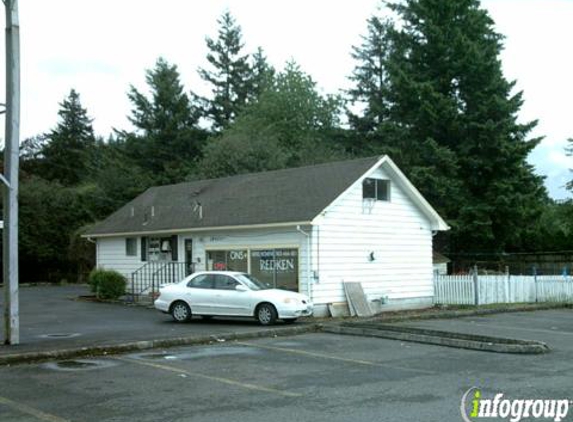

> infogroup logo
[460,387,571,422]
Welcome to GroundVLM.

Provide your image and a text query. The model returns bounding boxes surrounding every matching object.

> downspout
[316,225,320,278]
[296,225,312,300]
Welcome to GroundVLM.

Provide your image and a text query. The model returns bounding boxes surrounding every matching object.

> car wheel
[283,318,297,324]
[256,303,278,326]
[171,301,192,323]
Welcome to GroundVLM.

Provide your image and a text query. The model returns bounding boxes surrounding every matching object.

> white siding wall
[96,227,311,294]
[97,237,144,279]
[312,166,434,307]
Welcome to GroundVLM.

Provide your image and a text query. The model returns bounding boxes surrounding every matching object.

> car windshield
[235,273,272,291]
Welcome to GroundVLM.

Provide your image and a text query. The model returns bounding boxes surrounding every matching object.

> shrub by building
[89,269,127,300]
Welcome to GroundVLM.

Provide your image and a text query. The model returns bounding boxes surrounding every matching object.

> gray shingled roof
[85,156,382,236]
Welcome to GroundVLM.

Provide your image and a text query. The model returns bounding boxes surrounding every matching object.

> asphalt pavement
[393,308,573,350]
[0,323,572,422]
[1,286,572,421]
[0,285,316,361]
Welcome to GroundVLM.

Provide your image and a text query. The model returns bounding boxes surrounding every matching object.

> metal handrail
[130,261,193,303]
[151,262,188,297]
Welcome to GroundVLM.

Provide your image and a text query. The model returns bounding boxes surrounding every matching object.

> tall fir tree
[196,11,254,130]
[249,47,275,102]
[41,89,96,186]
[349,0,547,253]
[348,11,462,220]
[347,15,395,139]
[125,57,206,183]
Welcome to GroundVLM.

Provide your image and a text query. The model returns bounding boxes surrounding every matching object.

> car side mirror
[235,284,248,292]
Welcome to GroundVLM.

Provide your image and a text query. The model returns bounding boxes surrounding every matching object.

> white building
[84,156,449,316]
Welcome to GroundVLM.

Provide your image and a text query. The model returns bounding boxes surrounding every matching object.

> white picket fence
[434,274,573,305]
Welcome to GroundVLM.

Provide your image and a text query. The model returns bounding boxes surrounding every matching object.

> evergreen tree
[20,135,48,177]
[521,199,573,252]
[41,89,95,186]
[349,0,547,253]
[249,47,275,102]
[348,12,462,219]
[347,16,395,139]
[125,57,206,183]
[19,176,92,282]
[391,0,546,252]
[83,139,153,219]
[196,11,253,130]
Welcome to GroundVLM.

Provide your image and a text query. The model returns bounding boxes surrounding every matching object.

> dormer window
[363,178,390,201]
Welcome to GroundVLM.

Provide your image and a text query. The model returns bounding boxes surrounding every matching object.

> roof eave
[381,156,450,232]
[81,220,313,239]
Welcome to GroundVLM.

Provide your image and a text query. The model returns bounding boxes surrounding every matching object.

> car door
[211,275,254,316]
[185,274,216,314]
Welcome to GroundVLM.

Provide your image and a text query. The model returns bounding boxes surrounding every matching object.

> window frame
[125,237,137,257]
[204,246,300,292]
[186,274,215,289]
[213,275,240,291]
[362,178,390,202]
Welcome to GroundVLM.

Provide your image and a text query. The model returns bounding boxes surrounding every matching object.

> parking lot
[0,285,300,357]
[1,309,572,422]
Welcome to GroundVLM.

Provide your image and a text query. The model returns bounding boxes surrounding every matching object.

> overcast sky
[2,0,572,198]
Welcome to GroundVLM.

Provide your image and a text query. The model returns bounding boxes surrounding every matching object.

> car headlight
[283,298,298,304]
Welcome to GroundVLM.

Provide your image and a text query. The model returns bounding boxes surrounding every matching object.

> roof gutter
[81,221,313,239]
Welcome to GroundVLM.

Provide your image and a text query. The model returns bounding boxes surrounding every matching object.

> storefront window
[206,250,248,272]
[250,249,298,291]
[147,237,172,261]
[205,248,299,291]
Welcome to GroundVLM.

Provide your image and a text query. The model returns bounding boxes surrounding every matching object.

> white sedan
[154,271,313,325]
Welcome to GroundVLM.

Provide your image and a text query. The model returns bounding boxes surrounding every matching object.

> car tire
[256,303,278,326]
[283,318,297,324]
[171,301,192,323]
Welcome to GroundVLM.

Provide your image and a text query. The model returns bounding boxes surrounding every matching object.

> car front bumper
[278,303,314,318]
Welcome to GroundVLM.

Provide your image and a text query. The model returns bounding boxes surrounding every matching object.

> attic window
[362,178,390,201]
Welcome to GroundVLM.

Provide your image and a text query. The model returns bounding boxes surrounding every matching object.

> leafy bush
[89,269,126,300]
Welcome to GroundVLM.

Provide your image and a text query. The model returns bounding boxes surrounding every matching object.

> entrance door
[184,239,193,276]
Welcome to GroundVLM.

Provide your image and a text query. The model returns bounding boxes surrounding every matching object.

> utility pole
[3,0,20,345]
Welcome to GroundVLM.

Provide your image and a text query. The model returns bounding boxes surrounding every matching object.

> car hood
[253,289,311,302]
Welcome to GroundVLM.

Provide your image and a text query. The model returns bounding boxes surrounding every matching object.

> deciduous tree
[198,62,347,177]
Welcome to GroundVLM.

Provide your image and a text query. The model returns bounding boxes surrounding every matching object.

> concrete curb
[0,324,322,366]
[365,303,573,324]
[323,323,550,354]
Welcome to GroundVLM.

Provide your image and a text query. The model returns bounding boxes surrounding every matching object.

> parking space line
[236,341,436,375]
[0,395,71,422]
[116,357,301,398]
